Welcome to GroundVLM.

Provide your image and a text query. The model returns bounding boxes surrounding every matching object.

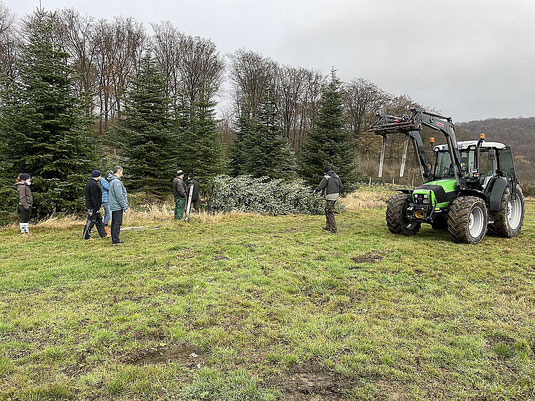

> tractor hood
[412,179,458,208]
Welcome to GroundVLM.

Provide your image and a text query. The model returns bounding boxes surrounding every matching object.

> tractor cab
[433,141,509,189]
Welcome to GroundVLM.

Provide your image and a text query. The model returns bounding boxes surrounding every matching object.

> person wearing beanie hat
[314,166,343,233]
[172,169,187,220]
[15,173,33,235]
[83,170,107,240]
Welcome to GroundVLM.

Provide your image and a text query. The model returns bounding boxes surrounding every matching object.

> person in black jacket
[315,166,343,233]
[83,170,107,239]
[187,173,200,212]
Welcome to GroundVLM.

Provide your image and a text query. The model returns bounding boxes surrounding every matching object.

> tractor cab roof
[434,141,506,152]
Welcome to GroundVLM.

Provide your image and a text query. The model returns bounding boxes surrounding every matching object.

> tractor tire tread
[448,196,488,244]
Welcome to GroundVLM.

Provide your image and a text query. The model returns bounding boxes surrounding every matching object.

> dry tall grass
[340,188,395,210]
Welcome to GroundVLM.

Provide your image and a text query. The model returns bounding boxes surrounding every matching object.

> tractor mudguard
[397,189,412,194]
[458,188,486,201]
[487,177,507,211]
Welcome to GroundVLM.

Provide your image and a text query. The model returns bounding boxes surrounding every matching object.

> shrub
[207,175,337,215]
[521,181,535,197]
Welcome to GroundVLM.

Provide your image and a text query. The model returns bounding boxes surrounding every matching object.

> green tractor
[369,109,525,244]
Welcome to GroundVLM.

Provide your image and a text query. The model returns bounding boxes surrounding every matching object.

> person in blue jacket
[99,170,113,237]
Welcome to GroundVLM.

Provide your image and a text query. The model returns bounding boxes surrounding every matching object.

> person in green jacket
[108,166,128,245]
[173,170,187,220]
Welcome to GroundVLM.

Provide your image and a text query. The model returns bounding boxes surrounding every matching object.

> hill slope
[457,117,535,181]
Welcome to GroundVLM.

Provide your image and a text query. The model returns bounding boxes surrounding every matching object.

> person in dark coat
[83,170,107,240]
[173,170,187,219]
[315,166,343,233]
[187,173,200,212]
[15,173,33,235]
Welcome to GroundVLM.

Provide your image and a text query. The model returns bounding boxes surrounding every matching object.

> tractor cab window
[497,147,516,178]
[479,149,497,178]
[434,151,454,178]
[459,150,474,173]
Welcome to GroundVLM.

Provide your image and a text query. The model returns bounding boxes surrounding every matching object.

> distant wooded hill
[457,117,535,182]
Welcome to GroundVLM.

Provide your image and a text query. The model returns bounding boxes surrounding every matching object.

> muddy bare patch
[271,363,354,400]
[350,250,392,266]
[125,344,206,367]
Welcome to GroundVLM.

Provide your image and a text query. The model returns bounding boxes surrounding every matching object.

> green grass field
[1,193,534,400]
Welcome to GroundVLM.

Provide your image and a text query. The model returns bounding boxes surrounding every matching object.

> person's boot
[105,226,111,238]
[19,223,25,235]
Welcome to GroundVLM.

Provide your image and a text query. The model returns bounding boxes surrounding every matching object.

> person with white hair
[172,169,187,220]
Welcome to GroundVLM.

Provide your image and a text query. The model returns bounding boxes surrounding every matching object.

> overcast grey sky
[5,0,535,121]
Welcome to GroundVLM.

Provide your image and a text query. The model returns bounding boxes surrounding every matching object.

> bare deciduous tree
[152,22,224,106]
[92,17,145,133]
[229,49,278,115]
[343,78,388,138]
[0,1,18,81]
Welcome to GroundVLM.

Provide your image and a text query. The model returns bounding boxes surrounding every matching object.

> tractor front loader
[368,108,525,244]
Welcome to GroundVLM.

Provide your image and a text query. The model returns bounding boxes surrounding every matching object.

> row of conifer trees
[0,10,359,219]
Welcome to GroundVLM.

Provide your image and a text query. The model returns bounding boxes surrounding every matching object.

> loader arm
[368,108,465,182]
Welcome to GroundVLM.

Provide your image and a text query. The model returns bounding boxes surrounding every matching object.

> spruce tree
[0,10,95,217]
[246,92,296,179]
[117,52,176,197]
[230,105,256,176]
[177,94,224,180]
[299,72,358,192]
[230,93,296,179]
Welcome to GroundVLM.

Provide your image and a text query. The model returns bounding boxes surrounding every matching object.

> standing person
[15,173,33,235]
[83,170,107,240]
[315,166,343,233]
[173,170,187,220]
[187,173,200,213]
[99,170,113,237]
[109,166,128,245]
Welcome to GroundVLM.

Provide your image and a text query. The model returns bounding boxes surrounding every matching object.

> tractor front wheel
[386,193,421,235]
[489,186,524,238]
[448,196,488,244]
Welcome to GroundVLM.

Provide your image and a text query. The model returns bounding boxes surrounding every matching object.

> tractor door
[479,149,498,189]
[497,146,518,198]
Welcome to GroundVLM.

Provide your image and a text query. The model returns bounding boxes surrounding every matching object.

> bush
[521,181,535,197]
[207,175,335,215]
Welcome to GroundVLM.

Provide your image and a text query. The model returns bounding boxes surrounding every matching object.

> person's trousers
[111,210,124,244]
[18,205,31,234]
[192,199,200,212]
[174,198,186,220]
[325,200,337,233]
[102,202,111,225]
[83,209,107,239]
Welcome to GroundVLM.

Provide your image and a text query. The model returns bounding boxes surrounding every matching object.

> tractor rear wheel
[386,193,421,235]
[489,185,524,237]
[448,196,488,244]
